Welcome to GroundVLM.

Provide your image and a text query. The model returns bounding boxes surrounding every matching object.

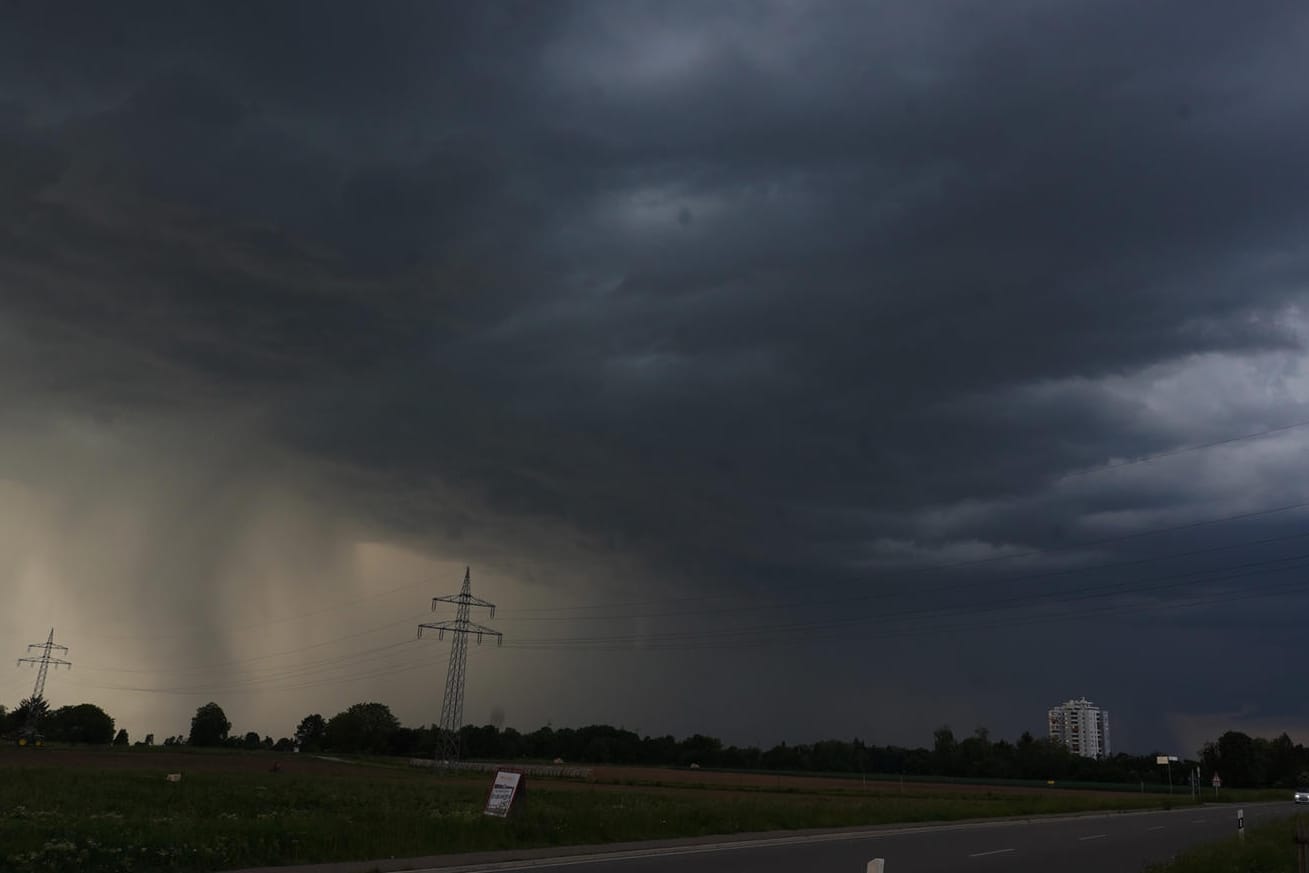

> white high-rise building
[1047,697,1111,758]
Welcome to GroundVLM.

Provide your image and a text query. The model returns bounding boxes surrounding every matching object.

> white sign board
[1156,755,1171,765]
[484,770,523,818]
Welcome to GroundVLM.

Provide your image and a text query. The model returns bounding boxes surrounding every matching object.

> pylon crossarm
[17,657,69,668]
[417,624,449,640]
[419,620,465,634]
[431,593,497,609]
[464,622,502,644]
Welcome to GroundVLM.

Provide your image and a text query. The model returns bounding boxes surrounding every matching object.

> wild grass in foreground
[1,766,1194,873]
[1144,814,1307,872]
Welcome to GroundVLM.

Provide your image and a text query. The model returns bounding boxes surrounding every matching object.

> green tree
[113,729,130,746]
[678,733,723,767]
[324,702,400,753]
[1216,731,1258,787]
[933,725,957,774]
[958,727,993,776]
[45,704,115,744]
[189,702,232,747]
[14,695,50,729]
[295,713,327,752]
[243,731,260,750]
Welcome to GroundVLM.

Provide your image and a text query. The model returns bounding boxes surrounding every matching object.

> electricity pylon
[18,628,71,701]
[418,567,501,764]
[16,628,71,737]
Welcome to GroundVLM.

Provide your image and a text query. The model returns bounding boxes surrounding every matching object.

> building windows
[1046,697,1110,759]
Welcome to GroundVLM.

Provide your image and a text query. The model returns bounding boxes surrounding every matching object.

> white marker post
[1157,755,1179,794]
[867,861,885,873]
[1237,808,1245,842]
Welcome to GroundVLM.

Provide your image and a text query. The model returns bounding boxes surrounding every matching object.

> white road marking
[1147,826,1166,831]
[1078,834,1108,841]
[1192,819,1207,824]
[968,848,1016,858]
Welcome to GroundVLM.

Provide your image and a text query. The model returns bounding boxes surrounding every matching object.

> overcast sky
[3,1,1308,755]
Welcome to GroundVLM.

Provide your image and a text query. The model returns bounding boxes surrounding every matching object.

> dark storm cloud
[4,0,1309,748]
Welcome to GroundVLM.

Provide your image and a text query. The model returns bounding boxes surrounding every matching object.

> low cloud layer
[3,1,1309,751]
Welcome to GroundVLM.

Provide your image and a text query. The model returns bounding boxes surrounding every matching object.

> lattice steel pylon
[17,628,71,732]
[418,567,501,765]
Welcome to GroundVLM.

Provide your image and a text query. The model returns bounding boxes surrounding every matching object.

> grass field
[0,746,1260,873]
[1143,813,1309,872]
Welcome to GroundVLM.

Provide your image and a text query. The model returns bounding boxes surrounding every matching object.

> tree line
[7,695,1307,788]
[202,702,1309,789]
[1200,730,1309,788]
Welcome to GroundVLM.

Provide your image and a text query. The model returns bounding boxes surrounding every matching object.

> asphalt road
[419,802,1294,873]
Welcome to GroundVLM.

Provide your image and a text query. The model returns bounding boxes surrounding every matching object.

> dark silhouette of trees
[295,713,327,752]
[45,704,115,744]
[12,695,49,730]
[189,702,231,747]
[18,691,1305,790]
[324,703,400,753]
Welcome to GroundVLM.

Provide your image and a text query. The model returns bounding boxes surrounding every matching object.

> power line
[1060,418,1309,479]
[500,575,1309,654]
[75,615,426,676]
[83,580,432,642]
[71,511,1309,673]
[495,548,1309,652]
[77,638,416,678]
[495,499,1309,618]
[67,651,454,698]
[78,642,420,693]
[495,527,1309,624]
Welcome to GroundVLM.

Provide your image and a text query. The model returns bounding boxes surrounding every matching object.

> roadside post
[1237,808,1245,842]
[1157,755,1179,794]
[1293,818,1307,873]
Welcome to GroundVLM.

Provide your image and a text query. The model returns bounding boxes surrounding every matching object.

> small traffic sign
[1212,773,1222,788]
